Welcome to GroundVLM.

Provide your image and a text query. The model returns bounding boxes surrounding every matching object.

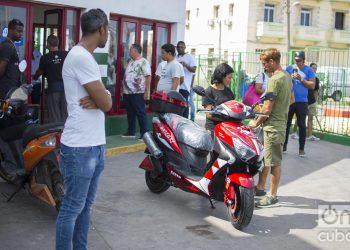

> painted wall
[32,0,186,45]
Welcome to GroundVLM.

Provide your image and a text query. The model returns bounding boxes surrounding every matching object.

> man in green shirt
[248,48,292,208]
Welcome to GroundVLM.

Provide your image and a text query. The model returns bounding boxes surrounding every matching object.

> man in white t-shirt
[56,9,112,250]
[176,41,196,118]
[155,60,184,87]
[156,44,183,92]
[121,43,151,139]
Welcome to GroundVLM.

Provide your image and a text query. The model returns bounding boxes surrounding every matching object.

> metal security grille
[193,49,350,137]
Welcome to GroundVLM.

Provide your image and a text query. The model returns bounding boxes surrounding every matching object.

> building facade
[0,0,186,129]
[185,0,350,56]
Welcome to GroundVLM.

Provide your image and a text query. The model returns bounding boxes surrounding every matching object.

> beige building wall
[185,0,350,55]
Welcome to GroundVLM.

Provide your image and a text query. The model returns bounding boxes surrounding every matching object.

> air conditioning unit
[208,19,215,27]
[224,19,232,26]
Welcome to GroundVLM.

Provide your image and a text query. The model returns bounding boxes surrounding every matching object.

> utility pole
[287,0,291,52]
[218,19,222,62]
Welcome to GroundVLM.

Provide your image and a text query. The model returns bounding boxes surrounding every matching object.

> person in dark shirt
[34,35,68,123]
[202,63,235,133]
[0,19,24,100]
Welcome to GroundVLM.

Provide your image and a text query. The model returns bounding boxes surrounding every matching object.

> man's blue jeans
[56,144,105,250]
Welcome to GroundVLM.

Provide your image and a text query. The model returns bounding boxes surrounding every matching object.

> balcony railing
[329,30,350,44]
[293,26,326,42]
[256,21,285,38]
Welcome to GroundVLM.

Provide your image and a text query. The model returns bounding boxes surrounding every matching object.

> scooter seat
[22,122,64,147]
[162,113,213,152]
[0,123,27,142]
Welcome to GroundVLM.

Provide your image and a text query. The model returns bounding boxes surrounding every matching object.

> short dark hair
[8,19,24,30]
[211,63,234,85]
[131,44,142,54]
[161,43,176,56]
[177,41,185,47]
[47,35,59,47]
[310,63,317,67]
[81,9,108,36]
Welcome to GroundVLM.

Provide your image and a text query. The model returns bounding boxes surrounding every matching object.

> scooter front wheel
[227,185,254,230]
[145,171,170,194]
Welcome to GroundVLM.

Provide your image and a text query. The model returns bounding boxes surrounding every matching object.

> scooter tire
[145,171,170,194]
[227,185,254,230]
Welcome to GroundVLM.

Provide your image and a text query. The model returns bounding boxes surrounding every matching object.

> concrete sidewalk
[1,136,350,249]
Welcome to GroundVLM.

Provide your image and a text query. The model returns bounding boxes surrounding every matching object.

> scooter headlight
[232,138,256,161]
[40,135,56,147]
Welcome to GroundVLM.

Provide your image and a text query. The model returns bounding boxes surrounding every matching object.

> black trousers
[284,102,308,151]
[123,93,148,136]
[179,89,190,119]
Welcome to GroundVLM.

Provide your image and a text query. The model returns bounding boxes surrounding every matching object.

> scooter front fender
[227,172,254,188]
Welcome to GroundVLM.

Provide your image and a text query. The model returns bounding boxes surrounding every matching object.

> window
[229,4,234,17]
[213,5,220,19]
[300,8,311,26]
[264,4,274,22]
[335,12,345,30]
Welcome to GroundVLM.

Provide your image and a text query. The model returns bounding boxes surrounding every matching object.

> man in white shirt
[156,43,183,92]
[176,41,196,118]
[121,43,151,139]
[56,9,112,250]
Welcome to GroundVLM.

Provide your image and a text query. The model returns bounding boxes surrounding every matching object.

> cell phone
[293,68,298,74]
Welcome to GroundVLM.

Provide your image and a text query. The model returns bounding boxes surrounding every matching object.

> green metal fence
[194,49,350,137]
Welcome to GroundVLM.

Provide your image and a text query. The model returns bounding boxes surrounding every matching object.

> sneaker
[254,186,266,197]
[290,133,299,140]
[307,135,320,141]
[121,133,136,138]
[298,150,306,157]
[255,194,279,208]
[138,136,144,142]
[283,146,287,154]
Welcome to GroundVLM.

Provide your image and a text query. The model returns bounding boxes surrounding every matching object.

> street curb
[106,143,146,157]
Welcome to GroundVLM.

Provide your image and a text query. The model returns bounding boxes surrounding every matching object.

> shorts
[263,130,285,167]
[308,102,317,116]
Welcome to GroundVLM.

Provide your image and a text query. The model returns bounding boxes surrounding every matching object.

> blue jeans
[123,93,148,136]
[56,144,105,250]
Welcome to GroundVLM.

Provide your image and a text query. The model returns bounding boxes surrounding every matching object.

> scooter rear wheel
[145,171,170,194]
[227,185,254,230]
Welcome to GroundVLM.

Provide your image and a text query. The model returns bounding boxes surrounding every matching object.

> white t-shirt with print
[255,72,270,92]
[157,59,183,92]
[123,57,151,94]
[61,46,106,147]
[176,53,196,92]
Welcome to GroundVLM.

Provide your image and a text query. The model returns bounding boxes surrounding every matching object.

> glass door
[118,20,136,111]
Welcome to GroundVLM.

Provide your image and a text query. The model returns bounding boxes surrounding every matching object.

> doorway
[108,15,171,115]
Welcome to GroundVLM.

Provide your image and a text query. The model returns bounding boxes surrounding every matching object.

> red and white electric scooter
[139,86,265,230]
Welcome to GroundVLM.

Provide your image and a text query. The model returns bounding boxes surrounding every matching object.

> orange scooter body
[22,131,62,207]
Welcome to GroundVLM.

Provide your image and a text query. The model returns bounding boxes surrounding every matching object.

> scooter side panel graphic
[166,164,204,194]
[153,120,183,156]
